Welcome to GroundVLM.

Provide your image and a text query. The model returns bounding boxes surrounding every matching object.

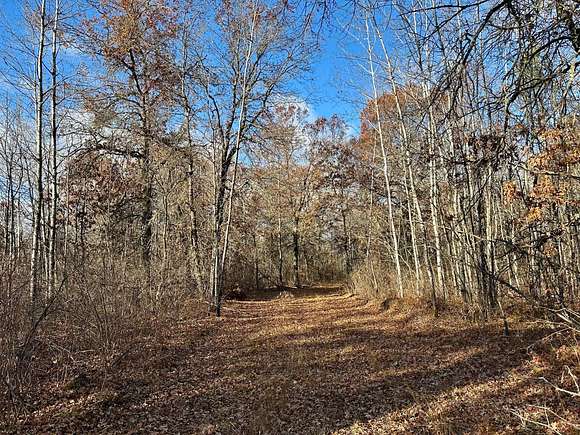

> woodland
[0,0,578,433]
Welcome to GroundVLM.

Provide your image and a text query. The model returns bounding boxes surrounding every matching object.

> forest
[0,0,578,433]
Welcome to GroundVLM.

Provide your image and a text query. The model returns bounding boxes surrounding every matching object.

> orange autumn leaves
[503,118,579,225]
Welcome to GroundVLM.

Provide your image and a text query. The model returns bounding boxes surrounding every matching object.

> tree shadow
[13,289,553,434]
[245,284,345,302]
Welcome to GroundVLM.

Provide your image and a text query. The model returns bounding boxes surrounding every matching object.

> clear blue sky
[297,5,401,135]
[300,23,364,132]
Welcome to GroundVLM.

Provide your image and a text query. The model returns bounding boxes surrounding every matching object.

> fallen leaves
[1,284,578,434]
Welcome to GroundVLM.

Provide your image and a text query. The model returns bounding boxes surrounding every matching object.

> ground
[3,285,579,434]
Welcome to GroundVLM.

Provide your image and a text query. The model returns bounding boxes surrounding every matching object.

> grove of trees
[0,0,578,423]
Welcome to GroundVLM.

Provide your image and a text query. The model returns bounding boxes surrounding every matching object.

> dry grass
[2,284,578,434]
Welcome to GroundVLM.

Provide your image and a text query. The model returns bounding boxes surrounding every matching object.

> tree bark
[293,215,300,288]
[365,15,404,298]
[30,0,47,321]
[48,0,59,300]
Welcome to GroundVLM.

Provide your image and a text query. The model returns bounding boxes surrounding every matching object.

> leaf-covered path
[16,285,566,433]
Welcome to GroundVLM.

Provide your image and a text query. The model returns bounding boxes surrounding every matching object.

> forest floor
[3,284,579,434]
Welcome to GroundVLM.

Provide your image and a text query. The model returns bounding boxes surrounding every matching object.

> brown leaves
[502,180,518,203]
[82,0,182,100]
[4,286,575,434]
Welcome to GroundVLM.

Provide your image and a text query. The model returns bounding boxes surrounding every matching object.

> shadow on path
[17,284,552,434]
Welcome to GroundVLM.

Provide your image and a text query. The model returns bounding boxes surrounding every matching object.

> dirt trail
[16,285,559,434]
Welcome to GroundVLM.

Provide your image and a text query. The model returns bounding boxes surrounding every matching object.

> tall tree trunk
[188,163,204,295]
[365,15,404,298]
[141,104,153,298]
[179,42,205,297]
[213,8,257,316]
[277,210,283,286]
[30,0,47,321]
[210,173,227,316]
[253,231,259,290]
[293,215,300,288]
[48,0,59,300]
[374,23,422,292]
[426,104,445,299]
[340,206,351,275]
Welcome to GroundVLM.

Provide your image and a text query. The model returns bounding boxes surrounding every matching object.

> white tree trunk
[48,0,59,300]
[365,16,404,298]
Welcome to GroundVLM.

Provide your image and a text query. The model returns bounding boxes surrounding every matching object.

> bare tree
[29,0,48,321]
[47,0,59,299]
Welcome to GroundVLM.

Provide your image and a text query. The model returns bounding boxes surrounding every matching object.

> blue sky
[0,0,384,135]
[299,5,402,136]
[301,25,363,132]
